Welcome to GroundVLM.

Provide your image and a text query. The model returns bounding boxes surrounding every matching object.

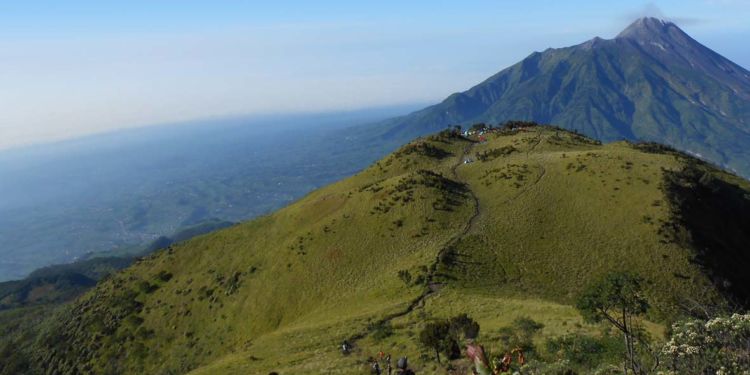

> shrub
[124,314,145,327]
[449,314,480,340]
[156,270,173,282]
[397,270,412,285]
[419,321,459,363]
[661,313,750,374]
[496,317,544,353]
[418,314,478,364]
[369,321,394,341]
[502,120,540,129]
[475,146,518,161]
[0,340,30,375]
[545,333,622,369]
[136,281,158,294]
[513,317,544,338]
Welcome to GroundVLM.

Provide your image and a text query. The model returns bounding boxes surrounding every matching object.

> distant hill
[5,124,748,374]
[375,17,750,177]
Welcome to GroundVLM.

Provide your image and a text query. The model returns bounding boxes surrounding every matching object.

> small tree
[449,313,480,340]
[419,315,479,363]
[419,321,451,363]
[576,272,650,374]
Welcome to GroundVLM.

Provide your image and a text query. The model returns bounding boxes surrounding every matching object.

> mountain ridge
[4,124,749,374]
[374,17,750,177]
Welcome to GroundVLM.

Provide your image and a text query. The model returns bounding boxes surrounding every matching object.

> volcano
[378,17,750,177]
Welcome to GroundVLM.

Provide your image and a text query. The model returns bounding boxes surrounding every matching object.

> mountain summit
[616,17,683,41]
[377,18,750,177]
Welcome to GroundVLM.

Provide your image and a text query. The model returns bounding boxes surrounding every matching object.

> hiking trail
[347,138,480,343]
[348,131,548,346]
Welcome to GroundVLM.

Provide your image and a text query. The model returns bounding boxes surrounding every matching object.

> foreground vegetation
[2,123,749,374]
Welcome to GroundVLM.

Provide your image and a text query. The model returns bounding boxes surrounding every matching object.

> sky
[1,1,749,150]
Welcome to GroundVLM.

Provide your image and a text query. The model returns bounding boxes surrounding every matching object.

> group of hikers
[368,351,415,375]
[342,341,415,374]
[344,342,525,374]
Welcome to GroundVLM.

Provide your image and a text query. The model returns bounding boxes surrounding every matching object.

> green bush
[397,270,412,285]
[496,317,544,353]
[368,321,394,341]
[448,313,480,340]
[418,315,480,363]
[545,333,622,369]
[136,281,158,294]
[661,313,750,374]
[156,270,173,282]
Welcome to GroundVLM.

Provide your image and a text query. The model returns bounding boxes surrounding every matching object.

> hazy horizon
[2,0,749,150]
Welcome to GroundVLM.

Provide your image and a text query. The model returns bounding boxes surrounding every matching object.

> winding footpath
[347,140,481,344]
[348,132,548,346]
[500,130,547,205]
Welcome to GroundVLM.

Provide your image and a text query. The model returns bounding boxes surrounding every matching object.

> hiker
[397,357,407,370]
[385,354,392,375]
[371,359,381,375]
[396,357,415,375]
[341,340,351,355]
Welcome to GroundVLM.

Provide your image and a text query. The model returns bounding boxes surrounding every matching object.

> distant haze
[1,0,749,149]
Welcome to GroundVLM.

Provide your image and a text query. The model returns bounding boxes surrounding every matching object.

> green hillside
[0,219,234,312]
[5,125,749,374]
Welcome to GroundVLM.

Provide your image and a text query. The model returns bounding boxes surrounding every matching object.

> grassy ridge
[31,132,474,374]
[443,129,725,318]
[8,126,749,374]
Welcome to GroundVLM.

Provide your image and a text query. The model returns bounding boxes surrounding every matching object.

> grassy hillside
[0,219,234,311]
[7,125,749,374]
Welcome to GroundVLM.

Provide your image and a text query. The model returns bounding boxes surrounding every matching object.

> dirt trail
[348,139,481,343]
[494,130,548,206]
[348,131,548,345]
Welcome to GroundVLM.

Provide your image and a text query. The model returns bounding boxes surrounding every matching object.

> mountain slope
[376,17,750,177]
[8,125,750,374]
[0,219,234,311]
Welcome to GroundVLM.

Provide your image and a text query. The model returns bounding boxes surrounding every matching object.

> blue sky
[1,1,749,149]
